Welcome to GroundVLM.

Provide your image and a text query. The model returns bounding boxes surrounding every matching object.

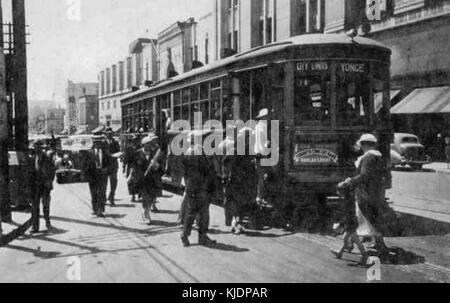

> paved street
[0,168,449,283]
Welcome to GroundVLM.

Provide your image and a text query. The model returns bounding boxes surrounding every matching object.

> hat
[141,134,159,146]
[357,134,378,146]
[256,109,269,119]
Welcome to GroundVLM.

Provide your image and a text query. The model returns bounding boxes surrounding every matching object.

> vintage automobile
[56,135,95,184]
[391,133,431,170]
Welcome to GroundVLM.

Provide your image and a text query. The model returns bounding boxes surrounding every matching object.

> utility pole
[13,0,28,151]
[0,1,12,223]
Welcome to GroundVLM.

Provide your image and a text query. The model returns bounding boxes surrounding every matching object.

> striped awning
[74,129,87,135]
[391,86,450,114]
[91,126,105,134]
[374,90,402,113]
[110,125,122,133]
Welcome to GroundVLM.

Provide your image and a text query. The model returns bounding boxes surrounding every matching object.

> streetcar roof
[122,34,390,103]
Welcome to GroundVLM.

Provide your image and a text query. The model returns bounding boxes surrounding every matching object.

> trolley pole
[12,0,28,151]
[0,1,12,223]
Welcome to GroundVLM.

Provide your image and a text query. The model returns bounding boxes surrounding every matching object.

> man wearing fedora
[104,127,121,207]
[134,134,164,225]
[86,136,112,217]
[30,140,56,233]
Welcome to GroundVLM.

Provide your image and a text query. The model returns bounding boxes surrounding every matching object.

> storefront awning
[110,125,122,133]
[391,86,450,114]
[374,90,402,113]
[74,129,87,135]
[91,126,105,134]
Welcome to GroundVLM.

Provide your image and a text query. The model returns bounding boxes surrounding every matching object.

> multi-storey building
[76,95,99,134]
[65,81,99,133]
[44,108,65,135]
[98,38,158,131]
[158,18,197,80]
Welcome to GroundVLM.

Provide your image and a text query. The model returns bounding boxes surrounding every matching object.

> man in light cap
[338,133,388,256]
[134,134,164,224]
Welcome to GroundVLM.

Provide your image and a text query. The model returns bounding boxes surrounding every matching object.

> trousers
[182,194,210,239]
[89,174,108,214]
[32,186,52,231]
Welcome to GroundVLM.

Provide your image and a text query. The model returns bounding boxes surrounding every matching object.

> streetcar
[121,33,393,229]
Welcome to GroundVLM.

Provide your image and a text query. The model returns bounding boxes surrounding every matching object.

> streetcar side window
[182,89,190,123]
[211,90,221,121]
[294,74,332,125]
[200,83,210,122]
[173,91,182,121]
[189,86,199,127]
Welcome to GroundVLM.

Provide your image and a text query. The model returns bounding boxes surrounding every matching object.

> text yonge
[182,287,268,301]
[296,61,366,73]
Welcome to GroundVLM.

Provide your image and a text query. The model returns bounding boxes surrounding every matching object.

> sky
[2,0,211,105]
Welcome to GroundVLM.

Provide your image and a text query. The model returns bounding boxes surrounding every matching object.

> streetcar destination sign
[296,62,366,73]
[294,147,339,165]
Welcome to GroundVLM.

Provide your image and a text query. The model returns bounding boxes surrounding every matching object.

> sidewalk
[424,162,450,174]
[0,210,32,247]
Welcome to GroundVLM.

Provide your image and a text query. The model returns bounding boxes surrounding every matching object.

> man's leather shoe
[181,235,190,247]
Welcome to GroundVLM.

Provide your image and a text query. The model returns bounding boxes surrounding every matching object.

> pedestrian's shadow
[149,220,180,228]
[207,228,233,235]
[201,242,249,253]
[112,204,136,209]
[5,244,61,259]
[243,230,295,238]
[342,246,426,267]
[378,247,426,265]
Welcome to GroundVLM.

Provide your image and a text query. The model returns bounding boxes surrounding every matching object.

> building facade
[44,108,65,135]
[65,81,99,133]
[98,38,159,130]
[158,18,197,80]
[77,95,99,134]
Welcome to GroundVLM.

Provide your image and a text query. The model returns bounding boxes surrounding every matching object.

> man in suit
[105,127,121,206]
[31,140,56,234]
[134,134,164,225]
[86,136,112,218]
[180,131,217,247]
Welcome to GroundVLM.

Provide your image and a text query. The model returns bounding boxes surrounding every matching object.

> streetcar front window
[336,72,371,126]
[294,74,332,125]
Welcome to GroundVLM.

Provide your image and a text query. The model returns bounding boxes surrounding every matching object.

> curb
[0,218,32,247]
